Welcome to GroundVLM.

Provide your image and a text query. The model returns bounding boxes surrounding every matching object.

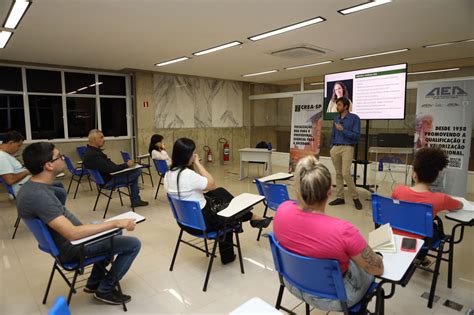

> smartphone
[401,237,417,252]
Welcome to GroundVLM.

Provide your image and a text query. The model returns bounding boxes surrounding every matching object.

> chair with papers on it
[371,193,449,309]
[369,223,396,253]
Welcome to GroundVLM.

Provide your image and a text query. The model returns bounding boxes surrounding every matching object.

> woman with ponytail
[164,138,271,264]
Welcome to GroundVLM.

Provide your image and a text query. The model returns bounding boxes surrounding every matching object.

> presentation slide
[323,63,407,120]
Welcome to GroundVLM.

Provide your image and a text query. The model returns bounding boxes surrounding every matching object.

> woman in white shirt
[149,134,171,167]
[164,138,271,264]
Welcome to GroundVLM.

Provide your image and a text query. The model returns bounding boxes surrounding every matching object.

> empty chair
[120,151,154,187]
[268,233,378,315]
[64,155,92,199]
[153,159,168,199]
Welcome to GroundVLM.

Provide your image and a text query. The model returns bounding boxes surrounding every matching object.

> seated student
[0,131,31,195]
[391,147,462,264]
[16,142,141,305]
[149,134,171,167]
[274,155,383,311]
[83,129,148,207]
[164,138,271,264]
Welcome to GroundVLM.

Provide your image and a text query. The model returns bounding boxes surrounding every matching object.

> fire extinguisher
[203,145,213,164]
[219,138,230,162]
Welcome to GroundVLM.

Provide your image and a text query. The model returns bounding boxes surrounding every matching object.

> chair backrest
[48,296,71,315]
[85,168,106,186]
[23,217,60,257]
[371,193,433,238]
[268,233,348,302]
[153,159,169,176]
[120,151,132,163]
[76,146,87,160]
[63,155,76,173]
[167,193,207,232]
[259,180,290,210]
[254,179,265,196]
[256,141,268,149]
[0,176,15,197]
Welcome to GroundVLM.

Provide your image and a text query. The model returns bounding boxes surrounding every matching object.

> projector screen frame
[322,62,408,121]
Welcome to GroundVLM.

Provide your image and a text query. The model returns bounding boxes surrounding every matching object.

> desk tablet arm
[76,229,122,274]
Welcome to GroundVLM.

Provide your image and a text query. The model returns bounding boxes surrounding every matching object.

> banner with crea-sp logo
[415,80,474,197]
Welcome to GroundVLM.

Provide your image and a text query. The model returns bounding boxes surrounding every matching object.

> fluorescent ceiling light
[248,17,325,41]
[424,38,474,48]
[408,68,460,75]
[285,60,333,70]
[193,41,242,56]
[77,86,88,91]
[342,48,408,60]
[88,82,103,87]
[155,57,189,67]
[310,82,324,86]
[339,0,391,15]
[67,91,77,95]
[4,0,31,29]
[0,31,13,48]
[242,70,278,77]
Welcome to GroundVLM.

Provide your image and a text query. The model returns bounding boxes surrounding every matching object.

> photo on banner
[289,92,323,172]
[415,80,474,197]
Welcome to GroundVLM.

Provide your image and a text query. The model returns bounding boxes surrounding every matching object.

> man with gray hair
[83,129,148,207]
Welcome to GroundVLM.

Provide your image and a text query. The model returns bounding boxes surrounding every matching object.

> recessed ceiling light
[242,70,278,77]
[285,60,333,70]
[193,41,242,56]
[342,48,408,60]
[0,31,13,48]
[248,17,325,41]
[4,0,31,29]
[310,82,324,86]
[423,38,474,48]
[408,68,460,75]
[339,0,391,15]
[155,57,190,67]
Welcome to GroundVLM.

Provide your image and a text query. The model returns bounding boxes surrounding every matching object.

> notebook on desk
[71,211,145,245]
[369,223,396,253]
[452,197,474,211]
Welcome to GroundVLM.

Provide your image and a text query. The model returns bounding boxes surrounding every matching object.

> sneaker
[84,284,98,293]
[94,290,132,305]
[132,200,149,207]
[328,198,345,206]
[250,217,273,229]
[353,198,363,210]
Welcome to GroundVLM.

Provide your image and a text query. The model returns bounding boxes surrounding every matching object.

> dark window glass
[100,98,127,136]
[65,72,96,95]
[99,75,126,96]
[67,97,97,138]
[28,95,64,139]
[0,94,26,137]
[0,66,23,91]
[26,69,61,93]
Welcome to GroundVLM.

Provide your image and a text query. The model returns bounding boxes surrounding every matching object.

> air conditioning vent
[271,46,327,59]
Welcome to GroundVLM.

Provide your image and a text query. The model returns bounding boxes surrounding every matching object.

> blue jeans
[106,169,142,204]
[84,235,141,293]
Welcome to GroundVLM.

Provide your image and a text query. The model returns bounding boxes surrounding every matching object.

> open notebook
[369,223,396,253]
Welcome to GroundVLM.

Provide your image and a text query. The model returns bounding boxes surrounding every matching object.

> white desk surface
[258,172,293,182]
[230,297,282,315]
[71,211,145,245]
[137,153,150,159]
[379,235,424,282]
[239,148,273,153]
[110,164,143,175]
[218,193,265,218]
[445,197,474,223]
[368,147,414,154]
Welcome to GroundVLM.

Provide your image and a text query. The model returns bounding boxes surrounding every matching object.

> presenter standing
[329,97,363,210]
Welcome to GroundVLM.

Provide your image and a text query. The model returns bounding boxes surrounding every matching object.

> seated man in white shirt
[0,131,31,196]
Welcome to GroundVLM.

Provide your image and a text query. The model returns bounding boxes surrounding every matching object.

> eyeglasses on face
[50,154,65,163]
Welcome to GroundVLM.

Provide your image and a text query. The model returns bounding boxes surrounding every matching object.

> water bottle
[267,142,272,150]
[378,160,383,171]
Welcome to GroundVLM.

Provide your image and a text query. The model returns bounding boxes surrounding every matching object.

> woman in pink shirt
[274,155,383,311]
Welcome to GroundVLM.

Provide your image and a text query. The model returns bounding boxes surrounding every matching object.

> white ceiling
[0,0,473,84]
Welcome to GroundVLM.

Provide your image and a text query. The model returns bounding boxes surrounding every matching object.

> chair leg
[275,284,285,309]
[43,263,57,304]
[448,234,455,289]
[256,205,268,241]
[87,175,93,191]
[73,174,82,199]
[155,176,163,199]
[103,189,114,219]
[204,239,209,257]
[127,186,135,212]
[11,215,21,239]
[93,187,102,211]
[305,303,310,315]
[235,230,245,274]
[140,172,145,184]
[115,279,128,312]
[169,230,184,271]
[67,175,74,194]
[428,242,445,308]
[66,270,79,305]
[203,240,218,292]
[148,168,154,187]
[118,188,124,206]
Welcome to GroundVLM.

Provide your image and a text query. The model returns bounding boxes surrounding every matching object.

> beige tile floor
[0,161,473,314]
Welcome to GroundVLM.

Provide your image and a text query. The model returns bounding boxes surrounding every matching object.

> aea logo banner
[426,86,467,99]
